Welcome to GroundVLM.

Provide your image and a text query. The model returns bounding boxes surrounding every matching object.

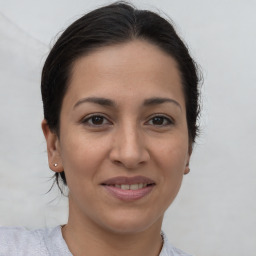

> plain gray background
[0,0,255,255]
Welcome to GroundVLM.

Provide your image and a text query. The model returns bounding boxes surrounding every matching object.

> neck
[62,200,164,256]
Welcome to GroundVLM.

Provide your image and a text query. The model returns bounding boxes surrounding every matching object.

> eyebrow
[73,96,181,110]
[74,97,115,109]
[143,97,181,110]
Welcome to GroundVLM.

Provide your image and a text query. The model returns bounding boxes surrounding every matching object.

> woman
[0,1,200,255]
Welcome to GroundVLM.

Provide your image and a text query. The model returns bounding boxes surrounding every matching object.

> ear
[184,146,192,175]
[41,119,63,173]
[184,161,190,175]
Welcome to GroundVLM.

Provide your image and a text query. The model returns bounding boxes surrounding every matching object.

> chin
[98,212,163,235]
[104,223,150,235]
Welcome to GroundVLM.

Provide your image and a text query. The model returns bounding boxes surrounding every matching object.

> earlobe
[41,119,63,173]
[184,151,191,175]
[184,165,190,175]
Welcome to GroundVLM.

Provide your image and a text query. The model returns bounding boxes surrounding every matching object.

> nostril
[113,159,122,164]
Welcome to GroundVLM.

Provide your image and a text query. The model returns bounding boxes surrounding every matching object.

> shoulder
[0,226,47,255]
[0,225,70,256]
[160,231,193,256]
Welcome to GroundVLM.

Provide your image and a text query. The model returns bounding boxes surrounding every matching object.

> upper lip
[101,176,155,185]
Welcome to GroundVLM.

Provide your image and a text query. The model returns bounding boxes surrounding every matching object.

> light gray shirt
[0,226,192,256]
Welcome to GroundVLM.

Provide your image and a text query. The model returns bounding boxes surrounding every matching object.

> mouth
[103,183,154,190]
[101,176,155,201]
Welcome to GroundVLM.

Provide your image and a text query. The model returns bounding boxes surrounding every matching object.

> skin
[42,40,191,256]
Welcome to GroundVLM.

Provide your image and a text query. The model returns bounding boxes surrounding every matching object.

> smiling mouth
[104,183,154,190]
[101,176,155,201]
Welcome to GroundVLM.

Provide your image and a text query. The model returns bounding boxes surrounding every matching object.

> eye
[146,115,173,126]
[82,114,111,127]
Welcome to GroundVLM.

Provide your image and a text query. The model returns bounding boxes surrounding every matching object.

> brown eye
[91,116,104,125]
[152,117,165,125]
[82,115,111,126]
[147,115,173,126]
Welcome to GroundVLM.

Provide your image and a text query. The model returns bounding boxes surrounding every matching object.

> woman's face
[44,40,190,234]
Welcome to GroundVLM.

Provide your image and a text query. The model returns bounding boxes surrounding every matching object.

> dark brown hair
[41,1,201,187]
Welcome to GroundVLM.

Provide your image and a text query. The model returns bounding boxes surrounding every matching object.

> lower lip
[103,185,154,201]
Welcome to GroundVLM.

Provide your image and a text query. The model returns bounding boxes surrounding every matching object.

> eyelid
[145,114,174,126]
[81,113,112,126]
[80,113,174,127]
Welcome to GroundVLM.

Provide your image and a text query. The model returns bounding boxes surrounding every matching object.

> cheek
[59,132,109,184]
[157,141,188,203]
[154,136,188,173]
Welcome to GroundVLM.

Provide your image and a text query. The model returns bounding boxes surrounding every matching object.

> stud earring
[54,163,58,167]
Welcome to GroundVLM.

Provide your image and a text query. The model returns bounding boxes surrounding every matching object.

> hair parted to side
[41,1,201,189]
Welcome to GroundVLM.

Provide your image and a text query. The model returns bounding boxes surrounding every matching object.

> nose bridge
[110,119,149,168]
[122,121,140,153]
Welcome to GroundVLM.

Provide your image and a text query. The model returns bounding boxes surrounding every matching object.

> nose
[109,124,150,169]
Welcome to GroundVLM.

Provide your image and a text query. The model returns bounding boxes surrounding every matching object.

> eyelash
[145,115,174,126]
[81,114,174,127]
[81,114,112,127]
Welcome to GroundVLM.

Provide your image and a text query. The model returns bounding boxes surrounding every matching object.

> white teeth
[130,184,139,190]
[120,184,130,190]
[114,184,148,190]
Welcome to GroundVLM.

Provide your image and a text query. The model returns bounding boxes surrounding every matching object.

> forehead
[64,39,185,108]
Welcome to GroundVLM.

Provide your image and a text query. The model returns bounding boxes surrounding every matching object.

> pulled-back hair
[41,1,201,187]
